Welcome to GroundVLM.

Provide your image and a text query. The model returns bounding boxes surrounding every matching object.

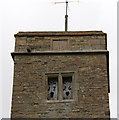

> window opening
[62,76,72,100]
[47,77,58,100]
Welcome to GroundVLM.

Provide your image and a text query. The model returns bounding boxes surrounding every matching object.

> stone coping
[14,31,106,37]
[11,50,109,60]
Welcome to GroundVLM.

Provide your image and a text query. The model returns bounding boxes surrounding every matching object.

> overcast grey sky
[0,0,118,118]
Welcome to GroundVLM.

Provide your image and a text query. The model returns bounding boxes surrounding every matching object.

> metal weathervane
[52,0,80,31]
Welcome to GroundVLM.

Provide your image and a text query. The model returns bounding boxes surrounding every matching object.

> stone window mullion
[58,73,63,101]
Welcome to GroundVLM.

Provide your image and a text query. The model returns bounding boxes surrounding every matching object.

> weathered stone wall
[11,53,110,118]
[14,32,106,52]
[11,31,110,118]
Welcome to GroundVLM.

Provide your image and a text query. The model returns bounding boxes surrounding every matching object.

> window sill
[46,99,75,103]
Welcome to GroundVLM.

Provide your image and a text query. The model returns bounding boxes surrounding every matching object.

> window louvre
[47,73,73,101]
[62,76,72,100]
[48,77,58,100]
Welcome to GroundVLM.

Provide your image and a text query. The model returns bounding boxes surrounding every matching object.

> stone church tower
[11,31,110,118]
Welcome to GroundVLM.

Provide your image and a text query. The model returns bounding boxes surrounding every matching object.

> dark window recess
[48,77,58,100]
[62,76,72,100]
[53,40,68,50]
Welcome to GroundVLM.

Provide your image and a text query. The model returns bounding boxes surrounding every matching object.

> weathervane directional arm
[52,0,79,31]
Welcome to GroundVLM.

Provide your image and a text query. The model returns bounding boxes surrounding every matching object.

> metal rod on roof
[65,0,68,31]
[52,0,79,32]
